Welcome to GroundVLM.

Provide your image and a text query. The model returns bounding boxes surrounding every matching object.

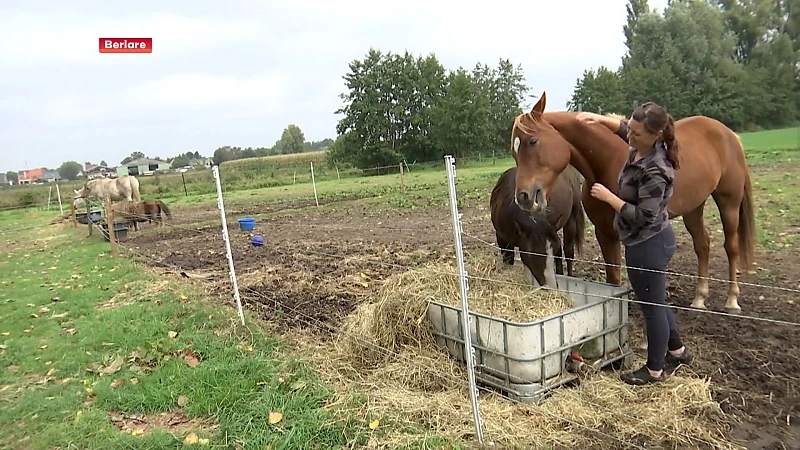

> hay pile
[306,253,741,449]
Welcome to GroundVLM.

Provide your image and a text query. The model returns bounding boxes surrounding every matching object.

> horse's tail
[157,200,172,219]
[738,169,757,270]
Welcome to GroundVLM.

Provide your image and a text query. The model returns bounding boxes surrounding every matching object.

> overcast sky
[0,0,668,173]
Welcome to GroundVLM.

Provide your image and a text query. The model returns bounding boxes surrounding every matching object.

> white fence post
[310,161,319,207]
[444,154,484,443]
[55,183,63,214]
[212,165,246,326]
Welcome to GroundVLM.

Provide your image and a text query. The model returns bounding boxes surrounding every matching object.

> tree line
[329,0,798,170]
[569,0,799,131]
[328,49,529,169]
[211,124,333,165]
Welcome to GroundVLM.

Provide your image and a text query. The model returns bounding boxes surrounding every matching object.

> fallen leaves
[182,350,200,368]
[177,395,188,407]
[168,331,178,339]
[101,355,125,375]
[268,412,283,424]
[369,419,380,430]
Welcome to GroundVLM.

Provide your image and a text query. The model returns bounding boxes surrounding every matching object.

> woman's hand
[576,112,602,125]
[590,183,626,212]
[590,183,613,203]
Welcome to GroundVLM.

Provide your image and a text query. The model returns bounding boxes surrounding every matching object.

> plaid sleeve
[616,119,629,143]
[619,166,667,226]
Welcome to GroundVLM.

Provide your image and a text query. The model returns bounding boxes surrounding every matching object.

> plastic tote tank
[427,274,633,404]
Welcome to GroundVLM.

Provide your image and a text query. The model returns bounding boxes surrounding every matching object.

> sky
[0,0,669,173]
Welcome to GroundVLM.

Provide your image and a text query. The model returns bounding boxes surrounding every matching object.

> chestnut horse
[490,166,585,288]
[509,92,756,314]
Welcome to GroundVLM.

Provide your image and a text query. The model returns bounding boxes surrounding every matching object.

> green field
[739,126,800,150]
[0,211,459,449]
[1,126,797,211]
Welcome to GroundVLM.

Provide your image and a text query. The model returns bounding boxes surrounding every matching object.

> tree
[100,160,108,167]
[58,161,82,180]
[429,69,494,159]
[573,0,798,131]
[120,151,145,165]
[567,66,628,114]
[5,171,18,184]
[170,156,190,168]
[275,124,306,154]
[332,48,528,168]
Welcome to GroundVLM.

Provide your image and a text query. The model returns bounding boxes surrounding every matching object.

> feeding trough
[238,217,255,232]
[76,210,103,225]
[99,220,130,242]
[427,274,633,404]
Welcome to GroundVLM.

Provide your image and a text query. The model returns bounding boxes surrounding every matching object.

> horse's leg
[553,239,565,276]
[595,229,622,285]
[712,194,743,314]
[682,203,711,310]
[563,220,577,277]
[496,233,515,269]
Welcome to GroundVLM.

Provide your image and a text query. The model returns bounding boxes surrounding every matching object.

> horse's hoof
[723,307,742,315]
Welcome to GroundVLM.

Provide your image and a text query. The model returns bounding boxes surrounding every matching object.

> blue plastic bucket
[238,217,255,231]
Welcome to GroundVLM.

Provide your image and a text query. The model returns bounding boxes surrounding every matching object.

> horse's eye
[529,137,539,146]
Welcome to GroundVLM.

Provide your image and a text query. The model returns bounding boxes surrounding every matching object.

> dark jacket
[613,119,675,246]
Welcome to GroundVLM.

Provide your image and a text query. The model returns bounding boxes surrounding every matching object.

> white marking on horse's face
[544,239,558,288]
[513,136,521,153]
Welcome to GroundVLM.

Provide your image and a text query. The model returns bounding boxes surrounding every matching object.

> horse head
[511,91,573,214]
[73,185,88,198]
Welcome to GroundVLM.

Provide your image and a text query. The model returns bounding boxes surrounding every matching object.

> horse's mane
[603,112,626,120]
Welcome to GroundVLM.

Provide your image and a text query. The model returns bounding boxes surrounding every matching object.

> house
[116,158,170,176]
[41,170,60,182]
[85,165,116,180]
[188,157,213,168]
[17,168,45,185]
[0,173,7,185]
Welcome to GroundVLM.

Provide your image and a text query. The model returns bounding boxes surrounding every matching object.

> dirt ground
[124,195,800,450]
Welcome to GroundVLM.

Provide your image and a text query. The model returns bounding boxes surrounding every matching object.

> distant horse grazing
[490,167,579,288]
[74,175,141,203]
[509,91,756,314]
[111,200,172,231]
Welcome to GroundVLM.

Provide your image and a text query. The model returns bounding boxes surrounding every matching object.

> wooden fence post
[105,195,118,257]
[87,200,92,237]
[399,162,406,194]
[70,198,77,228]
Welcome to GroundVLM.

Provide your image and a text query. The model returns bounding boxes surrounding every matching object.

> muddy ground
[124,196,800,450]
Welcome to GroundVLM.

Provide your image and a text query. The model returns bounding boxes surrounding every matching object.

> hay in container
[315,252,741,449]
[336,253,574,370]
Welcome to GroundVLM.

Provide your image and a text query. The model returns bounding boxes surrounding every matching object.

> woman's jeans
[624,225,683,372]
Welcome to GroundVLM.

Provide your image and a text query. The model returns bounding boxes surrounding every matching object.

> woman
[576,102,693,385]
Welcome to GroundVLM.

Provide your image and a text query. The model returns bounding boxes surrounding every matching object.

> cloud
[118,72,291,114]
[0,12,269,70]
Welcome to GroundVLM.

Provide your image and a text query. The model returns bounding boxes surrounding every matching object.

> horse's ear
[531,91,547,115]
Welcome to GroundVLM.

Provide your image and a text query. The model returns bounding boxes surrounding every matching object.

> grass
[739,126,800,151]
[0,211,465,449]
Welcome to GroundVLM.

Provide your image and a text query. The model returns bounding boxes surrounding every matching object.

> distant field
[739,126,800,150]
[2,126,798,210]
